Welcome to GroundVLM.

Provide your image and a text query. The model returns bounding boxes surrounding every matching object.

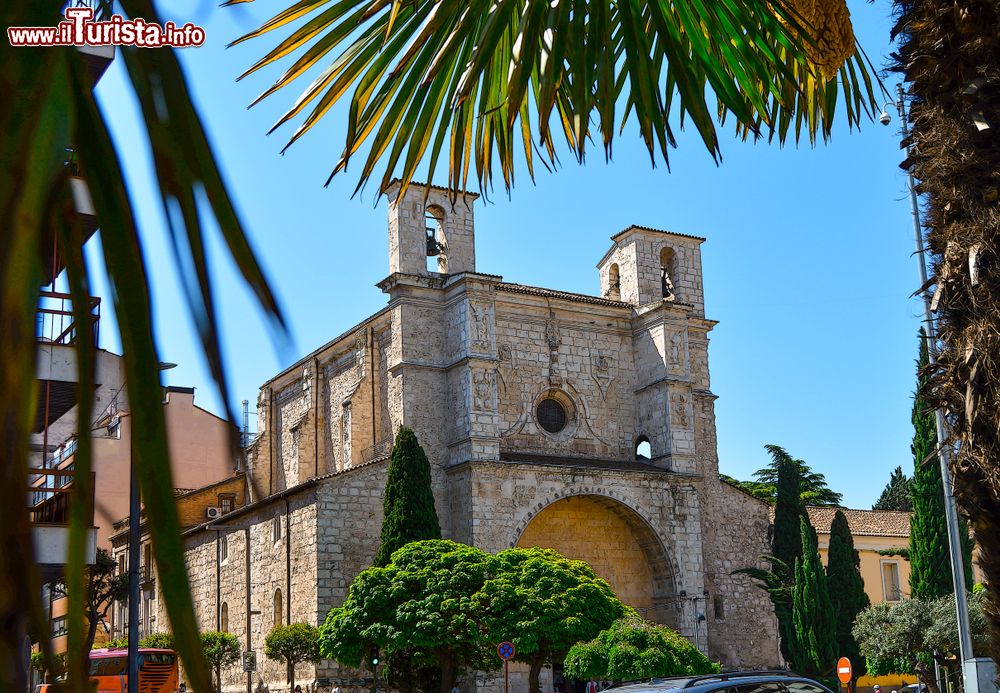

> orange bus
[36,648,179,693]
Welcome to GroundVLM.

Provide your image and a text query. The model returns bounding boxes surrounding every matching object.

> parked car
[607,670,835,693]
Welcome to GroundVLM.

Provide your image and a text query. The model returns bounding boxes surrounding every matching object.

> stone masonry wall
[699,479,781,667]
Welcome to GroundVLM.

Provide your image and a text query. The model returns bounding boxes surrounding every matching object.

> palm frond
[236,0,880,197]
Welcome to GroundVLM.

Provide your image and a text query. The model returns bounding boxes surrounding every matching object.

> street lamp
[882,84,978,693]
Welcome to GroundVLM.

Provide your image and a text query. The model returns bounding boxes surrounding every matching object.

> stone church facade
[166,183,779,692]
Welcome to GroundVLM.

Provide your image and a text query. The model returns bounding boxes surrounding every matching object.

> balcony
[28,467,98,582]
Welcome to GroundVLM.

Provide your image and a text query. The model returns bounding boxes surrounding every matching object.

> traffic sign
[837,657,852,684]
[243,651,257,673]
[497,641,515,661]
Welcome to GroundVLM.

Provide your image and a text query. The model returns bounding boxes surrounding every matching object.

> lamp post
[880,84,977,693]
[127,361,176,693]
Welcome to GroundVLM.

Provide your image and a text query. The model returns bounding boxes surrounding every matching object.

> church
[166,182,780,692]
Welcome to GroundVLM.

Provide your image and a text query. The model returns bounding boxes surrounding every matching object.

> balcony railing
[36,290,100,347]
[27,468,95,526]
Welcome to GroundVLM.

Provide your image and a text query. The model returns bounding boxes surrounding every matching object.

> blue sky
[87,0,922,509]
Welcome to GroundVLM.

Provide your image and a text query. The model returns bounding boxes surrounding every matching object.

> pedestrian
[587,679,598,693]
[451,680,461,693]
[333,683,342,693]
[295,686,303,693]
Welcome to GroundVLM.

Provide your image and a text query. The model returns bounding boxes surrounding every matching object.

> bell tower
[384,180,479,276]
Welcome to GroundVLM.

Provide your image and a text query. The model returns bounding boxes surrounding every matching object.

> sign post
[837,657,853,693]
[498,641,515,693]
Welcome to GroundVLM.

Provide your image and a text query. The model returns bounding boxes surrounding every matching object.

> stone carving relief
[668,331,684,373]
[670,392,689,429]
[545,314,562,386]
[471,303,493,352]
[354,334,367,381]
[496,343,514,396]
[591,351,614,399]
[473,369,497,412]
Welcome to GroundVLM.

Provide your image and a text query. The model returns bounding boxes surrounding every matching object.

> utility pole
[894,82,977,692]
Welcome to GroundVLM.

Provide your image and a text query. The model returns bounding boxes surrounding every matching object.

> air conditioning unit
[206,507,222,519]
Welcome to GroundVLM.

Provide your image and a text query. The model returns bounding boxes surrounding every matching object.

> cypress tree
[374,426,442,566]
[770,444,806,663]
[909,329,973,598]
[791,516,838,678]
[825,511,869,674]
[872,466,913,511]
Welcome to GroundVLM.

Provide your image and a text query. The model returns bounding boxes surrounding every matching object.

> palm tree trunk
[890,0,1000,661]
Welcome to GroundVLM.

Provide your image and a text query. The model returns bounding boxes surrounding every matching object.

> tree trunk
[438,652,454,693]
[913,660,941,693]
[84,614,100,653]
[289,660,295,693]
[528,654,545,693]
[216,664,222,693]
[889,0,1000,664]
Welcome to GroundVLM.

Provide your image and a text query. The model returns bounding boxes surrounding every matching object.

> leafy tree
[790,517,837,678]
[824,511,869,676]
[478,547,626,693]
[721,450,842,507]
[30,650,66,680]
[872,467,912,512]
[201,631,241,693]
[265,623,321,692]
[140,632,175,649]
[563,616,719,681]
[49,548,128,653]
[375,427,442,567]
[853,593,990,693]
[909,330,972,599]
[319,540,494,693]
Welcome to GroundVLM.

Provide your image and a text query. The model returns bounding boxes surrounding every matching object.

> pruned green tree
[201,631,241,693]
[872,467,912,512]
[319,540,494,693]
[563,616,719,681]
[909,329,972,599]
[824,511,868,676]
[790,517,837,678]
[771,444,807,663]
[265,623,321,693]
[140,633,175,649]
[478,547,626,693]
[374,427,442,567]
[853,592,990,693]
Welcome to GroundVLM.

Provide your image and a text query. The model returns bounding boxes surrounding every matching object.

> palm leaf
[1,2,287,691]
[236,0,880,197]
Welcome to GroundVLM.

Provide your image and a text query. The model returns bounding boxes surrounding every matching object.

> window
[713,595,725,620]
[635,436,651,460]
[274,589,283,627]
[607,263,621,300]
[220,534,228,563]
[273,515,282,543]
[219,494,235,515]
[660,247,677,299]
[536,398,567,434]
[107,418,120,438]
[118,553,126,576]
[734,683,785,693]
[143,543,152,581]
[882,561,902,601]
[51,616,67,638]
[220,602,229,633]
[786,684,829,693]
[425,207,447,273]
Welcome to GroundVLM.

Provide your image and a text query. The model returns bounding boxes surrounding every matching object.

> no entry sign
[837,657,852,684]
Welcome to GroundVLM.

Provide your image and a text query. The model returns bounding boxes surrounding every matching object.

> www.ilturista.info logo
[8,7,205,48]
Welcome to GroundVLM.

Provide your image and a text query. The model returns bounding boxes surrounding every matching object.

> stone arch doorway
[515,494,678,627]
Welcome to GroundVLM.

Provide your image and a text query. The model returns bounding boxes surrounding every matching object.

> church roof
[611,224,706,243]
[806,506,911,538]
[496,282,633,308]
